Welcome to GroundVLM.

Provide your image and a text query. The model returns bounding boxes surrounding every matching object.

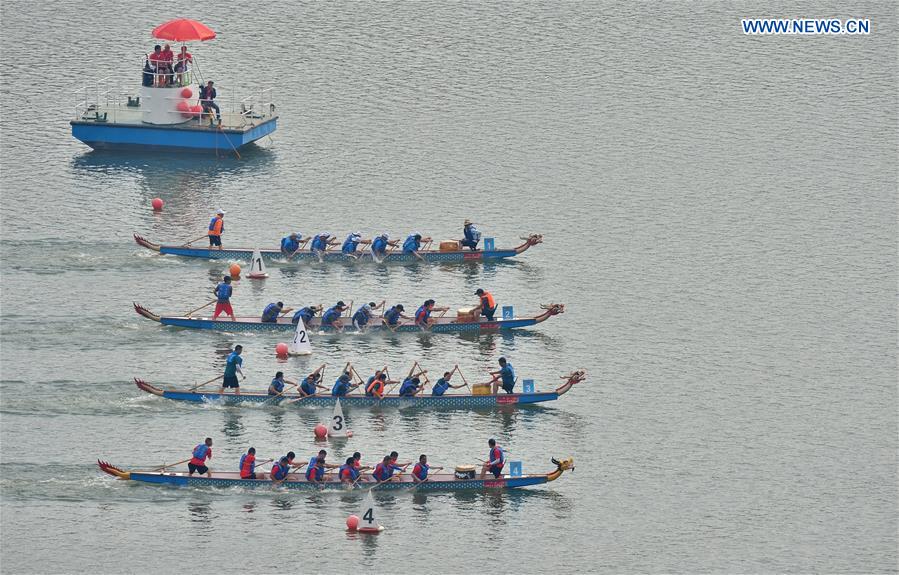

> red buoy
[314,424,328,439]
[229,263,241,279]
[346,515,360,530]
[275,342,288,357]
[181,87,193,99]
[151,198,164,211]
[177,99,192,118]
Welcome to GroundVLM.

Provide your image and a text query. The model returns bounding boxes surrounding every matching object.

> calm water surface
[1,1,896,573]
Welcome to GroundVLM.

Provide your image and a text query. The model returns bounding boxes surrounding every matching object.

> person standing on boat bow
[220,345,245,395]
[480,438,505,479]
[461,219,481,251]
[212,275,236,321]
[188,437,213,477]
[489,357,516,394]
[199,80,221,126]
[475,288,497,321]
[261,301,292,323]
[207,209,225,249]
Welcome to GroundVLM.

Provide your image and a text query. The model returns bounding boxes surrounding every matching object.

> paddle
[288,238,311,260]
[455,365,472,393]
[411,466,444,489]
[189,375,224,392]
[182,234,207,247]
[184,299,216,317]
[152,458,190,471]
[262,380,298,404]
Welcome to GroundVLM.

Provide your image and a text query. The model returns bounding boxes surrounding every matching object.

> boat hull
[71,117,277,151]
[160,389,559,407]
[158,245,518,262]
[156,316,540,333]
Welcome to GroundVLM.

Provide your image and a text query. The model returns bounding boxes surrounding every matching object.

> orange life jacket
[208,216,224,236]
[366,377,385,397]
[480,291,496,309]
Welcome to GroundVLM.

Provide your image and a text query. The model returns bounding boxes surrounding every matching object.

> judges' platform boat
[70,19,277,153]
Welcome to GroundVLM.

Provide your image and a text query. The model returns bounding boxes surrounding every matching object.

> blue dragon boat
[133,234,543,263]
[97,457,574,492]
[71,19,276,153]
[133,371,585,408]
[133,303,565,333]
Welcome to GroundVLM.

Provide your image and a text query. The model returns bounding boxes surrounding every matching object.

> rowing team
[207,210,483,259]
[211,280,500,326]
[186,438,506,483]
[218,354,517,397]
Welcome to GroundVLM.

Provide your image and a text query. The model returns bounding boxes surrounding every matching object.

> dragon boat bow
[134,371,585,408]
[133,303,564,333]
[97,457,574,492]
[134,233,542,264]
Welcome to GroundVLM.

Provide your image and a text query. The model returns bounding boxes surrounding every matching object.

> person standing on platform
[188,437,213,477]
[212,275,236,321]
[207,209,225,248]
[220,345,245,395]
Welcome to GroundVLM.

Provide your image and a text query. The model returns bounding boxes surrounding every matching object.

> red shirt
[177,51,192,64]
[148,51,163,64]
[160,48,174,63]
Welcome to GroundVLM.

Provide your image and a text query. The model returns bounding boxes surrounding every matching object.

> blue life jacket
[352,306,371,326]
[208,217,218,232]
[300,377,317,396]
[402,235,421,253]
[415,305,430,324]
[399,378,418,396]
[412,462,429,481]
[193,444,209,460]
[464,225,481,242]
[311,235,328,251]
[372,236,388,254]
[332,377,350,396]
[321,306,341,326]
[269,377,285,395]
[342,235,360,254]
[372,462,393,482]
[500,364,516,388]
[281,236,300,252]
[292,307,314,325]
[214,282,232,303]
[261,303,280,322]
[239,453,255,476]
[432,378,450,396]
[305,457,322,481]
[489,446,505,467]
[384,306,401,325]
[272,458,291,480]
[339,464,359,481]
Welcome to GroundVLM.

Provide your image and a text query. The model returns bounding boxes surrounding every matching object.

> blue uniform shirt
[224,352,242,377]
[372,236,388,254]
[399,378,418,396]
[214,282,232,303]
[311,235,328,251]
[292,307,314,325]
[342,234,361,254]
[321,306,342,326]
[352,305,372,327]
[500,363,515,391]
[332,376,351,396]
[384,306,401,325]
[432,377,450,396]
[402,235,421,253]
[269,377,285,395]
[281,236,300,253]
[261,303,280,322]
[464,225,481,243]
[301,377,317,396]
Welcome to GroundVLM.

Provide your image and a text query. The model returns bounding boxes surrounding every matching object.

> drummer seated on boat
[475,288,497,321]
[188,437,213,477]
[339,456,361,484]
[432,370,465,396]
[299,366,327,396]
[261,301,292,323]
[479,438,505,479]
[489,357,516,394]
[398,376,423,397]
[383,304,408,327]
[331,372,357,397]
[352,301,382,330]
[321,301,348,330]
[365,372,390,397]
[239,447,265,480]
[271,452,297,483]
[460,219,481,251]
[306,449,339,483]
[292,305,320,326]
[280,232,302,256]
[207,209,225,248]
[412,455,442,483]
[220,345,245,395]
[370,232,397,258]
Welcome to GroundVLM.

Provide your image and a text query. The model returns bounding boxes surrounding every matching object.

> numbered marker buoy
[247,248,269,279]
[356,490,384,533]
[289,317,312,356]
[328,399,352,438]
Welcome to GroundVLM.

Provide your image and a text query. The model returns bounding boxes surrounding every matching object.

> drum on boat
[454,465,476,480]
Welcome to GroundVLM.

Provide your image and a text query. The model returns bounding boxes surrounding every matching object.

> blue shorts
[209,235,221,247]
[489,465,503,478]
[188,462,208,475]
[501,383,514,394]
[223,375,239,388]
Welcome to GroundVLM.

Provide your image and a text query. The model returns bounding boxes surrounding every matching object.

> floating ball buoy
[229,263,241,279]
[177,99,192,118]
[346,515,360,531]
[151,198,164,211]
[181,87,193,99]
[190,104,203,116]
[275,342,289,357]
[314,423,328,439]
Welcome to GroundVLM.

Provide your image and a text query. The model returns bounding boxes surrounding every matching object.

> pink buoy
[346,515,360,531]
[181,87,193,99]
[275,342,289,357]
[151,198,164,211]
[314,423,328,439]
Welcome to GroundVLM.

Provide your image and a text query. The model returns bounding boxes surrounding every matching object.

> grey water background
[1,1,897,573]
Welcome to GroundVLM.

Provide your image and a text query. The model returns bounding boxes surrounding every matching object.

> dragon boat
[133,233,543,264]
[133,303,565,333]
[97,457,574,492]
[133,371,586,408]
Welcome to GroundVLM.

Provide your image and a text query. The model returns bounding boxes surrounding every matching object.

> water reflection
[187,500,214,527]
[222,411,245,438]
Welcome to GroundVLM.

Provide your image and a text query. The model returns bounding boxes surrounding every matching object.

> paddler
[402,232,432,261]
[270,452,298,484]
[389,451,412,472]
[321,301,348,330]
[415,299,449,329]
[371,455,402,483]
[331,372,358,397]
[460,219,481,251]
[341,231,369,258]
[212,275,236,321]
[339,456,360,484]
[207,209,225,249]
[298,365,327,397]
[382,304,409,328]
[489,357,516,394]
[412,454,442,484]
[364,371,390,398]
[398,375,423,397]
[280,232,302,256]
[239,446,265,479]
[475,288,497,321]
[432,369,465,396]
[261,301,292,323]
[305,449,339,483]
[479,438,505,479]
[188,437,213,477]
[370,232,398,259]
[291,305,321,326]
[220,345,245,395]
[352,301,383,331]
[268,371,290,396]
[310,232,337,261]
